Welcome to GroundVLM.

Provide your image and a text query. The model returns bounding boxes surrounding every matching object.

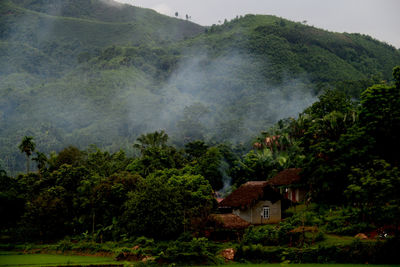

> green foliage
[295,69,400,205]
[236,239,400,264]
[359,83,400,163]
[122,171,214,239]
[122,175,181,239]
[231,150,278,186]
[304,89,353,118]
[129,131,186,176]
[345,160,400,228]
[393,66,400,88]
[1,3,400,174]
[50,146,83,170]
[0,172,25,230]
[2,0,400,258]
[194,147,224,190]
[168,173,214,231]
[157,237,221,264]
[184,140,209,161]
[32,151,47,173]
[0,252,119,266]
[231,128,302,187]
[18,136,35,173]
[133,130,169,153]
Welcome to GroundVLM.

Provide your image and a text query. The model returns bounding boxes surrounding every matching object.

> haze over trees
[1,1,400,264]
[1,68,399,242]
[1,0,400,174]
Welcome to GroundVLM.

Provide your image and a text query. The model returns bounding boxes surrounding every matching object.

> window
[262,206,270,219]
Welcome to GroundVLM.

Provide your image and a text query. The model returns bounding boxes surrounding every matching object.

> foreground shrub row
[2,237,399,265]
[236,238,400,264]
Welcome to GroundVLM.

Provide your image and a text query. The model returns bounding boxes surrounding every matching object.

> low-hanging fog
[129,48,318,144]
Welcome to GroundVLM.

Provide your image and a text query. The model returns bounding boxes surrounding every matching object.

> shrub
[157,238,220,264]
[134,236,155,247]
[242,225,280,246]
[234,238,400,264]
[56,239,73,252]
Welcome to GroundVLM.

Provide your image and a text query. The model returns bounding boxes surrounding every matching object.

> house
[266,168,306,203]
[219,181,283,224]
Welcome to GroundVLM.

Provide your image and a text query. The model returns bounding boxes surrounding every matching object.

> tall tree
[133,130,169,153]
[359,73,400,164]
[18,136,36,173]
[393,66,400,88]
[345,160,400,235]
[32,152,47,175]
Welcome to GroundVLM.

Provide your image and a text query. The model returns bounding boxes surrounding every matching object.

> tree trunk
[26,154,29,174]
[92,211,95,240]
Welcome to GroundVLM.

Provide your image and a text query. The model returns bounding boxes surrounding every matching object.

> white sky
[114,0,400,48]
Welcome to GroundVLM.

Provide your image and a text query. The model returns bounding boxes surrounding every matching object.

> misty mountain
[0,0,203,73]
[1,0,400,173]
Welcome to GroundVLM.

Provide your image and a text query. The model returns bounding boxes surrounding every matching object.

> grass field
[213,265,400,267]
[1,252,400,267]
[0,251,123,266]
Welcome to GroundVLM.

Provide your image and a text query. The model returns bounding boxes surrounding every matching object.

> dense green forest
[1,68,399,264]
[1,0,400,264]
[1,0,400,174]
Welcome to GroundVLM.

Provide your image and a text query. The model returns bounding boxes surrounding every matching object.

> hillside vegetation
[1,0,400,173]
[1,69,400,264]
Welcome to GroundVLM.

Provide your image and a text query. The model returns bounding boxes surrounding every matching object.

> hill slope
[0,0,203,72]
[182,15,399,85]
[1,2,400,174]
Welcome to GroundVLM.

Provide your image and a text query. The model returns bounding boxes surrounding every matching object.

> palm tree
[18,136,36,173]
[134,130,169,153]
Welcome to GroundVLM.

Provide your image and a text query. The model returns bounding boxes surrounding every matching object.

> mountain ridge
[1,0,400,174]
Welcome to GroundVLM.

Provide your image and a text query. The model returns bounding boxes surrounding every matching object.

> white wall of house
[233,200,281,224]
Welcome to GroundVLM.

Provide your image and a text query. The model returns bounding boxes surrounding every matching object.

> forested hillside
[1,1,400,263]
[1,0,400,174]
[1,70,399,261]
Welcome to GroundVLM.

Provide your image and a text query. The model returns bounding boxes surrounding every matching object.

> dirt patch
[220,248,235,261]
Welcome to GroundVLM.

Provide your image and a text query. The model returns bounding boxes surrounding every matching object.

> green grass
[0,251,122,266]
[210,265,400,267]
[318,234,359,246]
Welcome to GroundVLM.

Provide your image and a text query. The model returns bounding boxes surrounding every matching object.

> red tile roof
[219,181,281,208]
[209,214,250,229]
[266,168,302,186]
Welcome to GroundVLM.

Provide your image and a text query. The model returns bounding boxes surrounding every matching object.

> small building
[266,168,306,203]
[219,181,282,224]
[205,213,250,241]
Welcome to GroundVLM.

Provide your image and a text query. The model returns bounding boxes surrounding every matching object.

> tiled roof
[267,168,302,186]
[209,213,250,229]
[219,181,281,208]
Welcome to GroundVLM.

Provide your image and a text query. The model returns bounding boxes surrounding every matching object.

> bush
[242,225,280,246]
[235,238,400,264]
[235,244,283,263]
[134,236,155,247]
[157,238,220,264]
[242,222,296,246]
[56,239,73,252]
